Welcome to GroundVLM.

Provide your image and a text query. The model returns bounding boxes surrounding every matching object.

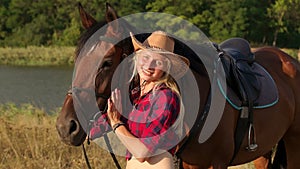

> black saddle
[217,38,278,109]
[215,38,279,161]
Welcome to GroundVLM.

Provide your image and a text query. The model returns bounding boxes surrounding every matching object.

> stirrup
[246,123,258,151]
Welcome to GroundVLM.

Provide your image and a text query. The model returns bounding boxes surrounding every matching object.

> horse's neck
[194,70,210,108]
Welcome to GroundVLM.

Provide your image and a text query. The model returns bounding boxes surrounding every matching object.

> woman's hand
[107,88,122,127]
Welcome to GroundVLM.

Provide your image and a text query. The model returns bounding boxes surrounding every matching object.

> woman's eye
[142,55,150,60]
[156,60,163,66]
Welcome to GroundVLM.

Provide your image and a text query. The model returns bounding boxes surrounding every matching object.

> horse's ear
[105,3,120,33]
[105,2,118,22]
[78,3,97,29]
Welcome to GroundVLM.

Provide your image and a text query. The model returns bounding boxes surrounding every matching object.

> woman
[90,31,190,169]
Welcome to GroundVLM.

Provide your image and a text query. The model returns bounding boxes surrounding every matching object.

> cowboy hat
[130,31,190,79]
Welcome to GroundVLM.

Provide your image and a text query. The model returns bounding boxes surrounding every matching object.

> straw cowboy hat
[130,31,190,79]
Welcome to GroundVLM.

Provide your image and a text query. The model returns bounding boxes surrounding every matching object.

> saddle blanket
[217,62,278,110]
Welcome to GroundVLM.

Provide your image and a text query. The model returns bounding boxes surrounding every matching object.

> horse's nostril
[69,120,77,134]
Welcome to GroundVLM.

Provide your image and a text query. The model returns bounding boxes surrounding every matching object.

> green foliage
[146,0,213,36]
[0,0,299,48]
[52,18,81,46]
[209,0,249,41]
[0,103,46,120]
[267,0,300,47]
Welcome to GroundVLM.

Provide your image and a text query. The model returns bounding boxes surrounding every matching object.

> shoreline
[0,46,298,66]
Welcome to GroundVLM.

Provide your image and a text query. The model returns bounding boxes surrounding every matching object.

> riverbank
[0,46,298,66]
[0,46,75,66]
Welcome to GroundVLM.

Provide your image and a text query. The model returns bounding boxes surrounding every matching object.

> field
[0,103,260,169]
[0,103,126,169]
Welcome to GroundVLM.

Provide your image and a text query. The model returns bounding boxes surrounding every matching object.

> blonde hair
[129,52,181,96]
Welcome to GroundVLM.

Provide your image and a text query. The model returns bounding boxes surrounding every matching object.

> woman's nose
[144,59,156,69]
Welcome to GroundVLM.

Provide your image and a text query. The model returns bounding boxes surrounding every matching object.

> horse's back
[254,47,300,168]
[254,47,300,123]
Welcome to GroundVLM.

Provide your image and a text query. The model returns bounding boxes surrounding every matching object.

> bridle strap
[104,134,122,169]
[67,90,121,169]
[175,88,212,158]
[76,34,127,169]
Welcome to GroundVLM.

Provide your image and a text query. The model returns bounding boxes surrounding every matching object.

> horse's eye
[102,60,113,69]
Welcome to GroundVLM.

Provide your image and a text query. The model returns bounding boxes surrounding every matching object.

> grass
[0,103,126,169]
[0,46,298,66]
[0,46,75,66]
[0,103,258,169]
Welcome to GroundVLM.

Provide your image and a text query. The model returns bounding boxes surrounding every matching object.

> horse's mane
[173,39,209,77]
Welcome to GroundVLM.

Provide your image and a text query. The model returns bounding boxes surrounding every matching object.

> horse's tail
[272,139,287,169]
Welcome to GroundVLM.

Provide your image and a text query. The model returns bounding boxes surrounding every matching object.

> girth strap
[175,88,212,159]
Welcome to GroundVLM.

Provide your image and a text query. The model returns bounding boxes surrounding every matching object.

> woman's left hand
[107,88,123,127]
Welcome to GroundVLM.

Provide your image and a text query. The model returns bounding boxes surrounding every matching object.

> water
[0,65,73,113]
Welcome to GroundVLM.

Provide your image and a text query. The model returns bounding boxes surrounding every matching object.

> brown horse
[56,3,300,169]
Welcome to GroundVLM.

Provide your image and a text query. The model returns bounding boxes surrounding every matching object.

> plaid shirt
[89,84,180,158]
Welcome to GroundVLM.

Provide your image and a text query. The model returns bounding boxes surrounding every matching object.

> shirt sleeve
[89,113,111,140]
[139,89,181,154]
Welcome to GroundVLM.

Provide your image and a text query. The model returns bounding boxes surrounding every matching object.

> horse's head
[56,3,134,146]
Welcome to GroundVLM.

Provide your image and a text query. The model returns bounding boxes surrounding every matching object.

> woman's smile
[141,67,154,76]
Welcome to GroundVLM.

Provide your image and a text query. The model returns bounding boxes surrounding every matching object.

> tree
[145,0,214,42]
[0,0,299,48]
[267,0,300,47]
[243,0,270,45]
[209,0,248,42]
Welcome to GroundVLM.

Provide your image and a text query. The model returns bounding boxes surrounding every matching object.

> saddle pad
[217,62,278,110]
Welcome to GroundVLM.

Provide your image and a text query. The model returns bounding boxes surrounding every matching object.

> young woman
[90,31,190,169]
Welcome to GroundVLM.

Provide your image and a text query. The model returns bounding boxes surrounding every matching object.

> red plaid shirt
[90,84,181,158]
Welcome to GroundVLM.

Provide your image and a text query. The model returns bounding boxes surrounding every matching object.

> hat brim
[130,32,190,79]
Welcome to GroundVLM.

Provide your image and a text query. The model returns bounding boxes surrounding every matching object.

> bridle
[67,34,128,169]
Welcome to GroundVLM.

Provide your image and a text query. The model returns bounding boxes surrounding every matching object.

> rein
[175,48,221,161]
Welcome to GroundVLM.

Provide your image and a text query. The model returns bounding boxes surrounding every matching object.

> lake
[0,65,73,113]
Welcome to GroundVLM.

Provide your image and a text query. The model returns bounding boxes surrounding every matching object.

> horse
[56,3,300,169]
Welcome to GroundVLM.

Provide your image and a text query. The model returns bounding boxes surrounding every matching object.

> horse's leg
[272,139,287,169]
[282,134,300,169]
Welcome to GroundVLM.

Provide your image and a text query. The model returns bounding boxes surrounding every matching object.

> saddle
[217,38,278,110]
[215,38,278,163]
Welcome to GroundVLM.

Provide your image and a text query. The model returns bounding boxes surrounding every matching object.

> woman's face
[136,50,168,82]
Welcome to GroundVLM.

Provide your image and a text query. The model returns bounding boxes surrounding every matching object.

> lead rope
[82,144,92,169]
[83,99,122,169]
[83,136,122,169]
[81,35,128,169]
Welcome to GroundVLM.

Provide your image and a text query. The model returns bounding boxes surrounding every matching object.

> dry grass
[0,103,256,169]
[0,103,126,169]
